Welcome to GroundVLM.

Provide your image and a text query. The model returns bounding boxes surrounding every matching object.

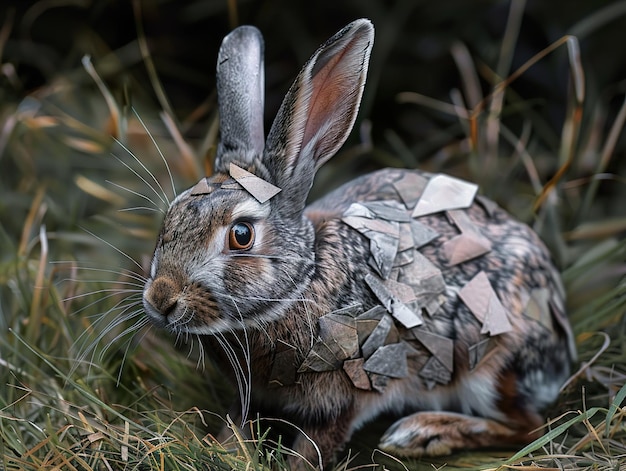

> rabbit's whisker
[132,106,177,200]
[112,137,170,208]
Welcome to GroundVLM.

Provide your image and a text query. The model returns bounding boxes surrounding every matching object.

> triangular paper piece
[459,271,512,336]
[362,200,411,222]
[363,343,408,378]
[412,174,478,218]
[190,178,212,195]
[393,172,429,209]
[481,294,513,336]
[343,358,371,390]
[411,329,454,372]
[443,232,492,266]
[229,163,281,203]
[365,274,423,328]
[419,356,452,389]
[361,314,393,359]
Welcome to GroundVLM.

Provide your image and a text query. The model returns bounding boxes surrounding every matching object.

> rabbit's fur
[142,19,575,468]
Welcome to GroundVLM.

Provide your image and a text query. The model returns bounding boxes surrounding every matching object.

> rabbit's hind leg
[378,408,543,457]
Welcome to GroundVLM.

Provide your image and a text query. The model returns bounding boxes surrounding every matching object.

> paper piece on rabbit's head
[228,163,282,203]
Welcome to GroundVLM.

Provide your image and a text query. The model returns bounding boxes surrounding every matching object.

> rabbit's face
[142,178,316,335]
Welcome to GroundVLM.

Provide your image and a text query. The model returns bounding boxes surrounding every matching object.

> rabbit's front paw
[379,411,535,457]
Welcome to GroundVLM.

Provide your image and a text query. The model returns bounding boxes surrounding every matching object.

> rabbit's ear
[264,19,374,213]
[215,25,265,172]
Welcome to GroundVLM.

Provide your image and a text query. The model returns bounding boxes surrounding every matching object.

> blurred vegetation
[0,0,625,469]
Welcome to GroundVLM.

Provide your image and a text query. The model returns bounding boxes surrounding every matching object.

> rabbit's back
[305,167,574,402]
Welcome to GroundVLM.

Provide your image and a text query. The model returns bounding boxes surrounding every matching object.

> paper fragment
[361,314,393,359]
[410,220,439,248]
[229,163,282,203]
[342,216,399,236]
[318,313,359,360]
[363,343,408,378]
[443,210,492,266]
[268,346,297,387]
[524,288,552,329]
[343,358,371,390]
[370,373,390,393]
[468,338,492,370]
[443,234,491,266]
[396,252,446,310]
[458,271,512,336]
[476,195,499,217]
[190,178,211,195]
[365,275,423,328]
[424,294,446,316]
[393,249,415,267]
[398,224,416,252]
[419,356,452,389]
[411,329,454,372]
[369,232,400,279]
[343,202,374,219]
[298,309,359,373]
[412,174,478,218]
[393,172,429,209]
[298,341,339,372]
[362,200,411,222]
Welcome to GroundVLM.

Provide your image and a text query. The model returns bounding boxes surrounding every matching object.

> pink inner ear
[302,38,359,154]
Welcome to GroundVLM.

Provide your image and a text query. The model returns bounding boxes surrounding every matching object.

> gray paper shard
[410,220,439,248]
[190,178,211,195]
[443,210,492,266]
[298,308,359,373]
[458,271,512,336]
[229,163,282,203]
[411,329,454,372]
[398,223,416,252]
[393,249,415,268]
[298,341,339,372]
[365,275,423,328]
[342,216,399,237]
[343,358,371,390]
[393,172,429,209]
[369,231,399,279]
[412,174,478,218]
[396,252,446,310]
[343,202,374,219]
[370,373,390,393]
[476,195,499,217]
[363,200,411,222]
[468,338,492,370]
[269,345,297,387]
[524,288,552,329]
[356,306,386,345]
[419,356,452,389]
[318,313,359,361]
[361,314,393,359]
[363,343,408,378]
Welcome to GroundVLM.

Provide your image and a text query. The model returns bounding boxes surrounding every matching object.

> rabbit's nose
[145,277,180,318]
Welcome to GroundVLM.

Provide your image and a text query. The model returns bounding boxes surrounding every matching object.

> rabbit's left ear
[264,19,374,214]
[215,25,265,172]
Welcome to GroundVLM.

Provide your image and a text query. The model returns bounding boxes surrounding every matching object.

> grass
[1,0,625,469]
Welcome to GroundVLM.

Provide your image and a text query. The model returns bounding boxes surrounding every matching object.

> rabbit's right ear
[215,25,265,173]
[264,19,374,216]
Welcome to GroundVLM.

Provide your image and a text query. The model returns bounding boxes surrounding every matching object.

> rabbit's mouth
[142,276,229,335]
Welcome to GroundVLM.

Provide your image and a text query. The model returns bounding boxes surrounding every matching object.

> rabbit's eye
[229,222,255,250]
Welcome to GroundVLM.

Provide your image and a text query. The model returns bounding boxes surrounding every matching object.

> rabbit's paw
[379,411,523,457]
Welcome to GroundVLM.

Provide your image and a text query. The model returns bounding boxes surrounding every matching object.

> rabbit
[142,19,576,468]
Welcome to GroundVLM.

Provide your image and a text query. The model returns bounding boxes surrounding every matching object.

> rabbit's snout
[144,277,181,321]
